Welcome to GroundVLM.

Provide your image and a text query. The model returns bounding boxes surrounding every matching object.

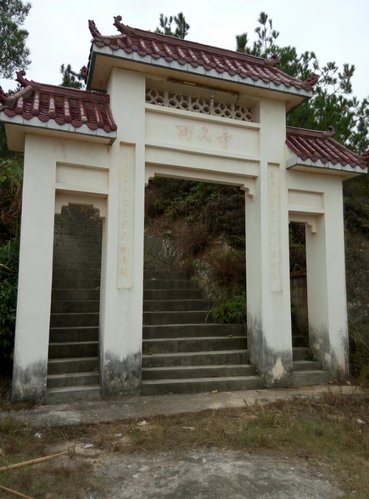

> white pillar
[246,100,293,385]
[305,178,348,376]
[99,69,146,395]
[12,135,56,401]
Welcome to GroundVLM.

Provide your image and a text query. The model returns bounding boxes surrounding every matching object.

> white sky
[1,0,369,99]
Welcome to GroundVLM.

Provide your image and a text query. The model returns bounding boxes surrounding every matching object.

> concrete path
[0,384,356,427]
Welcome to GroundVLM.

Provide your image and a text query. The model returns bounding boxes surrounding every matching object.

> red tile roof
[0,71,117,135]
[87,16,317,95]
[286,126,368,170]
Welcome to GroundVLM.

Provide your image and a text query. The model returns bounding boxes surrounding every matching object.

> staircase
[141,267,263,395]
[292,336,330,386]
[46,266,101,404]
[142,264,330,394]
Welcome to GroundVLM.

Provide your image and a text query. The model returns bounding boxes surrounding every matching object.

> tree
[0,1,30,373]
[60,63,85,89]
[0,0,31,79]
[236,12,369,153]
[155,12,190,39]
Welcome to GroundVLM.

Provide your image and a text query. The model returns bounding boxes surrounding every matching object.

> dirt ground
[78,447,342,498]
[1,386,367,498]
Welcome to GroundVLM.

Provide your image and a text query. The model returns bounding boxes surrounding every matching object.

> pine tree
[236,12,369,152]
[155,12,190,39]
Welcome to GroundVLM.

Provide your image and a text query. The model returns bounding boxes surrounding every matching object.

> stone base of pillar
[12,361,48,403]
[101,351,142,396]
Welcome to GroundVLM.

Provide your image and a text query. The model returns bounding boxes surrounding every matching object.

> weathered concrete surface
[96,449,343,498]
[0,385,356,428]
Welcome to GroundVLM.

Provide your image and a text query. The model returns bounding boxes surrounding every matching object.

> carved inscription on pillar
[117,143,135,288]
[268,164,282,292]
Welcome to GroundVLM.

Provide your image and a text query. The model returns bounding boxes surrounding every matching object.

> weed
[211,293,247,325]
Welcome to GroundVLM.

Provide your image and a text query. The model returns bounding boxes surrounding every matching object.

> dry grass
[0,391,369,497]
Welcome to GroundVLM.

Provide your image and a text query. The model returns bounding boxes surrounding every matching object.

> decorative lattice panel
[146,88,254,122]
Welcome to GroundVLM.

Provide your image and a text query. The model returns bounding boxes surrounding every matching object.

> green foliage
[0,238,19,373]
[0,0,31,79]
[289,223,306,272]
[60,63,85,89]
[236,11,369,152]
[0,156,23,241]
[349,326,369,386]
[211,293,246,325]
[0,134,22,374]
[155,12,190,39]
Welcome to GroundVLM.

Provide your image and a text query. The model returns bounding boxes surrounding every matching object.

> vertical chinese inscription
[268,164,282,292]
[117,143,135,288]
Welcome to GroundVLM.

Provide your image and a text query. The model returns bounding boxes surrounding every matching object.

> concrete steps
[46,264,102,403]
[143,323,245,339]
[141,268,260,396]
[292,355,330,386]
[142,376,263,395]
[46,385,101,404]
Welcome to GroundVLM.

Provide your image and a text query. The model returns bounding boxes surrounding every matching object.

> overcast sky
[1,0,368,100]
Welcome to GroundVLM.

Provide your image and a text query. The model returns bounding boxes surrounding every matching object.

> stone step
[292,347,312,361]
[292,370,330,386]
[144,270,189,280]
[52,260,101,270]
[143,336,247,355]
[50,312,99,328]
[47,371,100,388]
[142,364,256,380]
[48,341,99,359]
[51,300,100,314]
[144,288,202,300]
[46,385,101,404]
[143,311,211,325]
[53,268,101,281]
[141,375,263,396]
[143,299,212,312]
[143,323,246,339]
[52,289,100,302]
[144,279,198,290]
[48,357,99,374]
[142,350,250,368]
[52,278,100,289]
[293,360,322,371]
[49,326,99,343]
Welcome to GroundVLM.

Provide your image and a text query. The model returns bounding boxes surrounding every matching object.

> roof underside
[86,16,315,101]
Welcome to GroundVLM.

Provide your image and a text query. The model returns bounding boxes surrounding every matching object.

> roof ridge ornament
[0,86,7,105]
[88,20,101,37]
[80,65,88,81]
[16,70,31,88]
[265,54,280,66]
[361,151,369,162]
[323,125,336,138]
[303,73,319,88]
[113,15,125,34]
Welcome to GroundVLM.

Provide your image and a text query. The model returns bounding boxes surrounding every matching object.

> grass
[0,390,368,497]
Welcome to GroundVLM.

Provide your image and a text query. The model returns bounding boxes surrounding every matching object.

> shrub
[174,222,208,258]
[0,238,19,374]
[349,325,369,386]
[206,247,245,291]
[211,293,247,325]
